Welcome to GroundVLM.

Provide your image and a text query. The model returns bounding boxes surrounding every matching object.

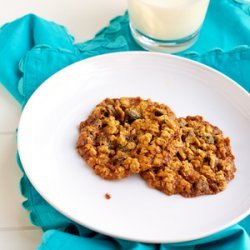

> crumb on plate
[105,193,111,199]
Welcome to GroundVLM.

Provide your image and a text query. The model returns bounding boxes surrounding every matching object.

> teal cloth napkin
[0,0,249,249]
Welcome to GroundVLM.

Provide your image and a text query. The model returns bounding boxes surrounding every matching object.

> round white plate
[18,52,250,243]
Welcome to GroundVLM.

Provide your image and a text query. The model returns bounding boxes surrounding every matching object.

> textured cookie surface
[141,116,236,197]
[77,97,181,180]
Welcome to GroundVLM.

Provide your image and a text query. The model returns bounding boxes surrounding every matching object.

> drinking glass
[127,0,210,53]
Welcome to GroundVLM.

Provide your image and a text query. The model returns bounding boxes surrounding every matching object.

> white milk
[128,0,210,40]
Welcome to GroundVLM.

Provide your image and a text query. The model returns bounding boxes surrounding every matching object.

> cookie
[141,116,236,197]
[77,97,181,180]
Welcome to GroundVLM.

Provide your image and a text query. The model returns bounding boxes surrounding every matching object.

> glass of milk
[127,0,210,53]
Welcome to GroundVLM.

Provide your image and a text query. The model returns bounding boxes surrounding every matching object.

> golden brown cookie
[141,116,236,197]
[77,97,181,180]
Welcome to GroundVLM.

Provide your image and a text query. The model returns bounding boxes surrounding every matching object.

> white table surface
[0,1,126,249]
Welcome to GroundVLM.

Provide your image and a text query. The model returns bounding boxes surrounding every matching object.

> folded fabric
[38,221,250,250]
[0,0,249,249]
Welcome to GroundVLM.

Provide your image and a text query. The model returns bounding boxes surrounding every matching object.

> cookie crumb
[105,193,111,199]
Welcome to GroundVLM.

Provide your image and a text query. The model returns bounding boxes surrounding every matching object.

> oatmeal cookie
[77,97,181,180]
[141,116,236,197]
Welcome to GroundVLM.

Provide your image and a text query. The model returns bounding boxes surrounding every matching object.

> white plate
[18,52,250,243]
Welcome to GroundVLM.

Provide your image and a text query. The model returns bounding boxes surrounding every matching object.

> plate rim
[18,51,250,243]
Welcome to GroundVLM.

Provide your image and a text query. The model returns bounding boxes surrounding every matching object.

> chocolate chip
[125,108,141,123]
[154,109,164,116]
